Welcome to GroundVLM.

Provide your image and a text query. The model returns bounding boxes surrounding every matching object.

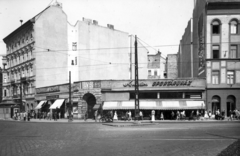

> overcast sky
[0,0,194,66]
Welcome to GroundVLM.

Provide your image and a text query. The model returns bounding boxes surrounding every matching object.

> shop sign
[123,80,148,87]
[36,86,60,94]
[152,80,192,87]
[46,95,59,100]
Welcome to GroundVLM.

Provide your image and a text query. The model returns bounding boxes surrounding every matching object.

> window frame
[229,19,238,35]
[212,20,221,35]
[227,71,235,85]
[229,45,237,58]
[212,45,220,59]
[212,70,220,85]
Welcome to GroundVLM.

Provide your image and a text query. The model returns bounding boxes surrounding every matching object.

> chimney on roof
[83,17,92,25]
[107,24,114,29]
[20,20,23,25]
[93,20,98,25]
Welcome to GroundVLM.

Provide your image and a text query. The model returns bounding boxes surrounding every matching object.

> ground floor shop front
[207,89,240,117]
[33,78,207,120]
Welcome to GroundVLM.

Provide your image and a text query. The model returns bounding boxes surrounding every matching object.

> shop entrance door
[226,95,236,116]
[83,93,96,119]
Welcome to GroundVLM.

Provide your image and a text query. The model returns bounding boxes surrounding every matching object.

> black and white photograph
[0,0,240,156]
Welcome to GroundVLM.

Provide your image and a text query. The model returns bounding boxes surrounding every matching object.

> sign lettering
[152,80,192,87]
[36,86,60,94]
[123,80,148,87]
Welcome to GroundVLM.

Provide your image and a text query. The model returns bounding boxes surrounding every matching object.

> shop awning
[103,100,205,110]
[49,99,65,109]
[35,101,46,109]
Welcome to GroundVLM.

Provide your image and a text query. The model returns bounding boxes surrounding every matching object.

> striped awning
[103,100,205,110]
[49,99,65,109]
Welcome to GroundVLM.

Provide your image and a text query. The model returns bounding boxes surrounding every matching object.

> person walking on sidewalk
[94,110,98,122]
[84,111,88,121]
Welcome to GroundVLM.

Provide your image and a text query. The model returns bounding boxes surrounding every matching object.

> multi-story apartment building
[147,51,166,79]
[2,2,148,113]
[178,0,240,116]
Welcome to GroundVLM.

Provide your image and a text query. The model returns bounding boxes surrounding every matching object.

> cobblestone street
[0,120,240,156]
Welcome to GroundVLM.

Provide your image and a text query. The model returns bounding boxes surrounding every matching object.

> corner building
[178,0,240,117]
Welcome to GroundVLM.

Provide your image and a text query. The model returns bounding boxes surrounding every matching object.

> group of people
[13,111,31,121]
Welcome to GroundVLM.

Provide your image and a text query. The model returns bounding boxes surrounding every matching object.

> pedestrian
[151,110,155,122]
[171,111,175,120]
[94,110,98,122]
[23,111,26,121]
[139,111,143,120]
[27,111,31,121]
[176,111,180,120]
[160,112,164,120]
[113,111,118,120]
[58,112,61,119]
[208,111,212,119]
[84,111,88,121]
[54,111,57,121]
[128,111,132,121]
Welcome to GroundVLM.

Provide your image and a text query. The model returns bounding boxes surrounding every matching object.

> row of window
[212,45,238,59]
[129,92,202,99]
[212,19,239,35]
[7,32,33,53]
[148,69,158,76]
[212,71,235,84]
[3,84,35,97]
[7,51,33,67]
[6,68,34,82]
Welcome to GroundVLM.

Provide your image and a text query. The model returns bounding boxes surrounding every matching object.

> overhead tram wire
[32,41,235,54]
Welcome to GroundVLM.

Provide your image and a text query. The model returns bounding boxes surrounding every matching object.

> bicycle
[99,115,113,122]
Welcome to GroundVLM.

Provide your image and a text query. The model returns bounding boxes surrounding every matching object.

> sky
[0,0,194,66]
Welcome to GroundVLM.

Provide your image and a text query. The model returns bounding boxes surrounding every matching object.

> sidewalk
[1,117,240,124]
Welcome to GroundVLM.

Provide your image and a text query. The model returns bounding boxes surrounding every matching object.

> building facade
[147,51,166,79]
[178,0,240,116]
[2,2,148,116]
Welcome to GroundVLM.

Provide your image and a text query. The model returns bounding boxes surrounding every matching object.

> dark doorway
[83,93,96,119]
[212,96,221,114]
[227,95,236,116]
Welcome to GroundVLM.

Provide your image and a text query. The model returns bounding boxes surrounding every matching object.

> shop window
[212,45,220,59]
[160,92,183,99]
[185,92,202,99]
[227,71,234,84]
[212,20,220,34]
[130,92,158,99]
[229,45,237,58]
[212,71,219,84]
[230,20,238,34]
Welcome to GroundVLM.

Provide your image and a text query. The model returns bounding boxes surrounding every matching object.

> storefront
[35,83,79,119]
[99,79,206,120]
[206,88,240,117]
[35,78,206,120]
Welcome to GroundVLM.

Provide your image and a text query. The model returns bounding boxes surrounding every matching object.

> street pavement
[0,119,239,156]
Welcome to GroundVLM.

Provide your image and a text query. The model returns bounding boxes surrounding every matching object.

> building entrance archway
[82,93,96,119]
[212,95,221,114]
[227,95,236,116]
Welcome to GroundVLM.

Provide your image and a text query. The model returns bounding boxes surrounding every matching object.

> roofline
[3,6,51,43]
